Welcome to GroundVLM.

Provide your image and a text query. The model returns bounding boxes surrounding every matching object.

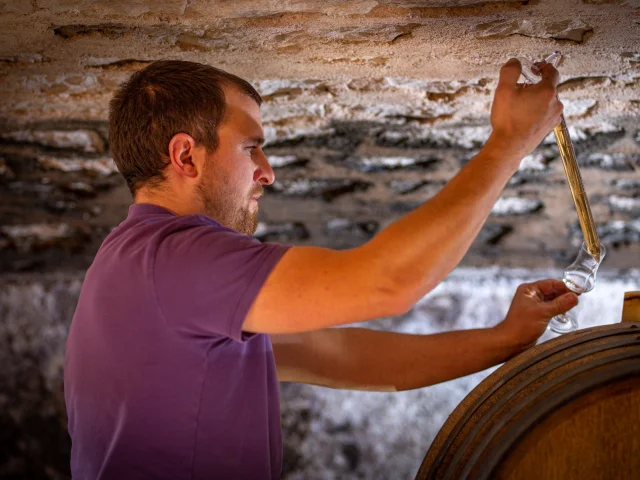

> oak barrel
[416,323,640,480]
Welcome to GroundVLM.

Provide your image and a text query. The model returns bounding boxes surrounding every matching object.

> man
[64,59,575,479]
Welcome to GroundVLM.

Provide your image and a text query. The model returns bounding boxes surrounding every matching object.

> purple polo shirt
[64,203,290,479]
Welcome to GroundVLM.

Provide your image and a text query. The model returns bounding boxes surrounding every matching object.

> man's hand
[495,279,579,352]
[487,58,564,161]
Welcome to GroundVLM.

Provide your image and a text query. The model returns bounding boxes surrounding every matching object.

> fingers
[498,58,522,89]
[499,59,559,89]
[519,278,569,297]
[531,61,544,75]
[555,100,565,122]
[537,62,560,89]
[544,292,579,317]
[535,278,570,296]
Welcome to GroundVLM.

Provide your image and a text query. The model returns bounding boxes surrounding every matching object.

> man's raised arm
[243,59,564,335]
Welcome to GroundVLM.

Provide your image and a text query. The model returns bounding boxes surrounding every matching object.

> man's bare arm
[243,60,564,335]
[271,280,578,391]
[272,327,517,391]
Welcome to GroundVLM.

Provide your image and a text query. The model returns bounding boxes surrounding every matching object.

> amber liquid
[553,116,601,260]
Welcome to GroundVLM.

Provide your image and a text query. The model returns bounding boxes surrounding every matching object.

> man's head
[108,60,274,235]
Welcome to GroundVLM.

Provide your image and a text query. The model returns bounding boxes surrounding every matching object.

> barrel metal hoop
[422,325,640,479]
[475,355,640,480]
[449,337,640,479]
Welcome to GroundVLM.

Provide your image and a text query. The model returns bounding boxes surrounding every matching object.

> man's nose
[253,149,275,185]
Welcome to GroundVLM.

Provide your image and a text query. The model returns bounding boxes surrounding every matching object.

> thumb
[498,58,522,89]
[546,292,579,318]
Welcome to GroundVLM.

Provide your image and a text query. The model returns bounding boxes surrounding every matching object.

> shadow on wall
[0,276,80,479]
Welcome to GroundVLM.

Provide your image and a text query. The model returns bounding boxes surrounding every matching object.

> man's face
[196,87,274,235]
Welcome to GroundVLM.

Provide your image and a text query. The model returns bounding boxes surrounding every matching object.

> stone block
[254,79,325,99]
[377,125,492,149]
[269,178,373,201]
[518,152,551,172]
[580,152,639,171]
[261,103,326,123]
[608,195,640,215]
[569,219,640,246]
[563,99,597,118]
[621,52,640,63]
[344,155,439,172]
[264,122,371,151]
[379,0,522,5]
[52,23,132,39]
[358,103,455,123]
[382,77,488,99]
[0,223,77,252]
[267,24,420,54]
[37,156,118,176]
[390,200,424,213]
[254,221,309,243]
[0,53,49,64]
[267,155,309,169]
[82,57,154,70]
[7,181,55,196]
[475,18,592,42]
[491,197,543,216]
[60,181,95,196]
[476,223,512,245]
[1,130,105,153]
[612,179,640,190]
[188,0,522,19]
[39,0,189,17]
[322,24,419,43]
[264,125,336,148]
[0,0,34,14]
[324,218,379,238]
[387,179,430,195]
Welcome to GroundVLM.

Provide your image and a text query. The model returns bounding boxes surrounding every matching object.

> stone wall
[1,0,639,272]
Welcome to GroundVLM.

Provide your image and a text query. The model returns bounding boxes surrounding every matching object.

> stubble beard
[196,176,259,236]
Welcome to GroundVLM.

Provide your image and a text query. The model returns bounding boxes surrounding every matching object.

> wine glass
[548,241,606,334]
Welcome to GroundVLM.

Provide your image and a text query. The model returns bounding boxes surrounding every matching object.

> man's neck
[134,190,193,217]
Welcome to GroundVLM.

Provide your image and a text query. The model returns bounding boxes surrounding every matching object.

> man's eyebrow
[245,136,265,145]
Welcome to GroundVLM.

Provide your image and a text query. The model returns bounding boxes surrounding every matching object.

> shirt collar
[128,203,177,217]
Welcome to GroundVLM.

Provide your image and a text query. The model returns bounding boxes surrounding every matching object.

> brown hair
[108,60,262,196]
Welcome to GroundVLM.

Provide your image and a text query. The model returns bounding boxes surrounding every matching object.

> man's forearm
[272,326,522,391]
[366,135,521,309]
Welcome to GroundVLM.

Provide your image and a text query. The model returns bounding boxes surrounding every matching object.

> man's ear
[168,133,199,179]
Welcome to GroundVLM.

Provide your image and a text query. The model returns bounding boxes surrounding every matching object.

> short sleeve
[152,217,290,342]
